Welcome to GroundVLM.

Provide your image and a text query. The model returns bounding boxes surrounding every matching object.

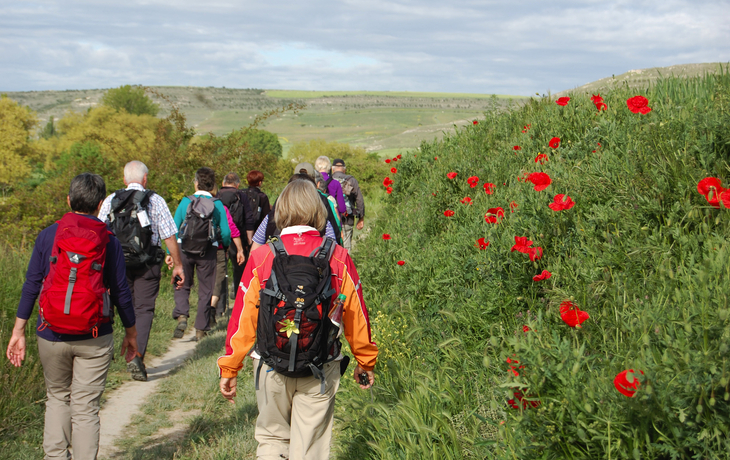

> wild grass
[337,70,730,459]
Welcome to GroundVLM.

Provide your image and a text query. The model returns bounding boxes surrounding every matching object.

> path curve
[98,328,199,459]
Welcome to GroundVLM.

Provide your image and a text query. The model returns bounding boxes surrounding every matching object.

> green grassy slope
[336,70,730,458]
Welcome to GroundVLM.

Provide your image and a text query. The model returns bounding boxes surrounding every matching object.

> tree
[0,95,38,192]
[101,85,160,117]
[235,128,283,158]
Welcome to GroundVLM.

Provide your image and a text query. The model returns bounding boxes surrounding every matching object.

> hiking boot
[192,329,207,342]
[173,316,187,339]
[127,355,147,381]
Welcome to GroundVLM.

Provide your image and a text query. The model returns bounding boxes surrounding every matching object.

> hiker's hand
[172,266,185,289]
[165,255,173,270]
[236,250,245,265]
[6,318,27,367]
[220,377,237,403]
[356,219,364,230]
[121,326,138,363]
[354,364,374,389]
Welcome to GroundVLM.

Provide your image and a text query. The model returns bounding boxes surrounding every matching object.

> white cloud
[0,0,728,93]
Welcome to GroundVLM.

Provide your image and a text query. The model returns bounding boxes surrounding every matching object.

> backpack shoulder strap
[309,237,335,261]
[261,240,287,301]
[325,176,333,190]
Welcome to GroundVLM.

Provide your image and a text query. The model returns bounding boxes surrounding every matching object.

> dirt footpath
[97,328,199,459]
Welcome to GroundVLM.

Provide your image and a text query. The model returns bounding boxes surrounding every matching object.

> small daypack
[108,189,159,269]
[218,188,246,233]
[178,196,219,256]
[255,238,338,393]
[243,188,262,223]
[39,213,111,336]
[331,175,356,216]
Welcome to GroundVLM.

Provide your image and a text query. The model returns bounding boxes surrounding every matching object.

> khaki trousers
[341,223,353,251]
[254,360,341,460]
[38,334,114,460]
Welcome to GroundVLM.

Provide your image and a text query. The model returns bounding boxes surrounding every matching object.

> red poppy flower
[591,94,603,104]
[485,207,505,224]
[522,325,531,332]
[597,142,601,147]
[460,197,472,205]
[548,194,575,211]
[592,150,596,153]
[595,102,607,111]
[511,236,533,253]
[386,187,393,194]
[397,260,405,266]
[392,157,398,162]
[385,159,391,164]
[447,172,457,179]
[528,246,543,261]
[483,182,495,194]
[697,177,724,208]
[466,176,479,188]
[391,167,397,174]
[383,177,394,187]
[507,390,540,409]
[559,301,589,328]
[521,130,526,133]
[555,97,570,106]
[434,156,438,160]
[475,237,489,250]
[721,190,730,209]
[444,210,455,217]
[382,234,391,240]
[614,369,643,397]
[473,120,478,125]
[527,172,552,191]
[532,270,552,281]
[509,201,518,213]
[397,154,402,159]
[513,145,521,151]
[627,95,651,114]
[535,153,548,164]
[549,137,561,149]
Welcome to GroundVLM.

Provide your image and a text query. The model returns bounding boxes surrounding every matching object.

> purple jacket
[17,214,136,342]
[321,172,346,214]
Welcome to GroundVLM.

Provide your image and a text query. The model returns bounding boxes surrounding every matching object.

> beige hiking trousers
[38,334,114,460]
[254,359,341,460]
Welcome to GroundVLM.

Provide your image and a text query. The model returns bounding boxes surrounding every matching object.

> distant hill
[2,87,526,156]
[556,62,728,96]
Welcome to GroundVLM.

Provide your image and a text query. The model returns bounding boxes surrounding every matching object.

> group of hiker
[5,156,378,460]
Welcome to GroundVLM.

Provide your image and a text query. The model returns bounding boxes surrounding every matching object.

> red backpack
[39,213,112,336]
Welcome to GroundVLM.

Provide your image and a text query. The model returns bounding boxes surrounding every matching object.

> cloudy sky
[2,0,729,95]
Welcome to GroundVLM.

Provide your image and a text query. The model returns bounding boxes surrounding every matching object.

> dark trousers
[228,245,246,299]
[173,250,217,331]
[126,263,162,358]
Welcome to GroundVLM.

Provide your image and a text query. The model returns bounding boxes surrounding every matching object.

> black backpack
[218,189,246,232]
[108,189,160,269]
[243,188,262,223]
[178,196,220,257]
[255,238,337,394]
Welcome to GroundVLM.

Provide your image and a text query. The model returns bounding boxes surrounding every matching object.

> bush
[335,69,730,459]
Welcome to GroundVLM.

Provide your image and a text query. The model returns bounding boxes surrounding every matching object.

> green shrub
[336,69,730,459]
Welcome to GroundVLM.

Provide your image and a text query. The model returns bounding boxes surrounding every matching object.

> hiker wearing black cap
[331,158,365,251]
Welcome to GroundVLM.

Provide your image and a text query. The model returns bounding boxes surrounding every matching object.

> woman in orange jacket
[218,178,378,460]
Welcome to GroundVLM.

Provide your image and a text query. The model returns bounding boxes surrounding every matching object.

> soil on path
[97,328,199,459]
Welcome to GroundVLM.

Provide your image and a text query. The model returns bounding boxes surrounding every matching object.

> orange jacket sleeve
[333,247,378,371]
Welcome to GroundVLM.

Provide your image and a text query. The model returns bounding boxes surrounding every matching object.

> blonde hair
[314,156,331,173]
[275,180,328,231]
